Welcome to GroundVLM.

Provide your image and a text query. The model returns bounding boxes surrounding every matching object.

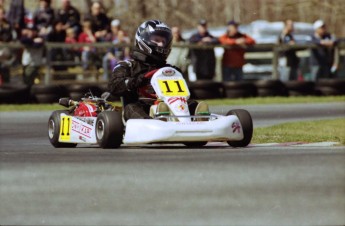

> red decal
[232,122,241,133]
[168,97,187,104]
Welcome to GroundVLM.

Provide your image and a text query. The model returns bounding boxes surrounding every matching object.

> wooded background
[16,0,345,37]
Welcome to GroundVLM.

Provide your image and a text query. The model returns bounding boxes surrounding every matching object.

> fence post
[272,45,279,80]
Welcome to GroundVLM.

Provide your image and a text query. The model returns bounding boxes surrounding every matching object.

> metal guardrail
[1,42,344,84]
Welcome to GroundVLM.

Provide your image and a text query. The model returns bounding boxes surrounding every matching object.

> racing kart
[48,67,253,148]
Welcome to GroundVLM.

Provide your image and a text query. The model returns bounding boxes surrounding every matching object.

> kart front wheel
[96,111,124,149]
[227,109,253,147]
[48,110,77,148]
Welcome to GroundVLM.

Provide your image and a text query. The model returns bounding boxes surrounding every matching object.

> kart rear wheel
[227,109,253,147]
[183,142,208,148]
[96,111,124,149]
[48,110,77,148]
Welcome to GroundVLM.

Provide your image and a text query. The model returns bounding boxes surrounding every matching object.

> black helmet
[135,20,173,61]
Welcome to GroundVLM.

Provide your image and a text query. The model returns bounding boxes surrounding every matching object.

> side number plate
[60,116,72,141]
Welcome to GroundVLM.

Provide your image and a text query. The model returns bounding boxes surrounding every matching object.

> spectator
[65,27,78,60]
[0,7,14,84]
[167,26,189,76]
[310,20,337,80]
[189,19,218,80]
[7,0,25,40]
[0,7,12,42]
[218,20,255,81]
[78,19,96,70]
[102,20,130,80]
[85,1,110,42]
[47,20,67,71]
[56,0,81,35]
[20,27,44,86]
[104,19,121,42]
[33,0,55,39]
[278,19,299,81]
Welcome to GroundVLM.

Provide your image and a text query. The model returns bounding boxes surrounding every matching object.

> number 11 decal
[162,80,185,93]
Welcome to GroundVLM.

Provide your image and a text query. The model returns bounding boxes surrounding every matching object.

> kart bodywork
[48,67,253,148]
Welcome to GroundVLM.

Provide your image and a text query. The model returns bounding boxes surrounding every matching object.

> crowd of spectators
[0,0,341,86]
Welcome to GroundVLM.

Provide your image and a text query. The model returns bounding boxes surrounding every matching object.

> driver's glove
[126,73,149,91]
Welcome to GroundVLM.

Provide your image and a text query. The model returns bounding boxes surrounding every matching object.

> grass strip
[253,118,345,145]
[1,96,344,112]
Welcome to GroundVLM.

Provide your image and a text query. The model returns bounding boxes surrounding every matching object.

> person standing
[166,26,189,76]
[33,0,55,39]
[189,19,218,80]
[6,0,25,40]
[310,20,337,80]
[218,20,255,81]
[55,0,81,35]
[84,1,110,42]
[78,19,96,70]
[278,19,300,80]
[0,7,14,84]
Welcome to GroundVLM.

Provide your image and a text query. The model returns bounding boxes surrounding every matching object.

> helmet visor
[142,30,172,49]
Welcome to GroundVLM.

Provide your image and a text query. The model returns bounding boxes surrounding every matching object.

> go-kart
[48,67,253,148]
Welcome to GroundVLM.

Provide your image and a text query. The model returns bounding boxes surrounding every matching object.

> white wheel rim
[96,120,105,140]
[48,120,55,139]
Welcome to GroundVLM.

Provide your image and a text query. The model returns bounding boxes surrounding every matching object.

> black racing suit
[108,49,197,121]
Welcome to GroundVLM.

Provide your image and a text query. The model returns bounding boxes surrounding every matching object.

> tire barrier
[223,81,258,98]
[316,79,345,96]
[254,80,289,97]
[31,84,68,103]
[0,84,31,104]
[66,84,102,100]
[285,81,316,96]
[188,80,223,99]
[1,78,344,104]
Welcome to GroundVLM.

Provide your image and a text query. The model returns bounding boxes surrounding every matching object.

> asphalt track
[0,102,344,225]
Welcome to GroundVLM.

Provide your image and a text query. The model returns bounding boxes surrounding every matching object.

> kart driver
[109,20,209,121]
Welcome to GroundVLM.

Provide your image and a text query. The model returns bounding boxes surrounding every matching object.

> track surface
[0,102,344,225]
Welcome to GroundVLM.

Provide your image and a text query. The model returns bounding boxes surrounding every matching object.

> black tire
[183,141,208,147]
[226,109,253,147]
[255,80,288,97]
[31,84,67,103]
[317,79,345,89]
[189,80,223,99]
[0,84,31,104]
[96,111,124,148]
[285,81,315,96]
[316,86,344,96]
[48,110,77,148]
[223,81,257,98]
[67,84,102,99]
[35,93,60,103]
[257,88,288,97]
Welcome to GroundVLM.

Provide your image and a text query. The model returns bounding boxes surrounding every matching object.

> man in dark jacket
[109,20,208,121]
[278,19,300,80]
[189,19,218,80]
[310,20,337,80]
[56,0,81,35]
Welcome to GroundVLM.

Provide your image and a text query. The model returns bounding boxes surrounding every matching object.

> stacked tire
[285,81,315,96]
[0,84,31,104]
[254,80,288,97]
[188,80,223,99]
[31,84,68,103]
[316,79,345,96]
[223,81,257,98]
[66,84,102,100]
